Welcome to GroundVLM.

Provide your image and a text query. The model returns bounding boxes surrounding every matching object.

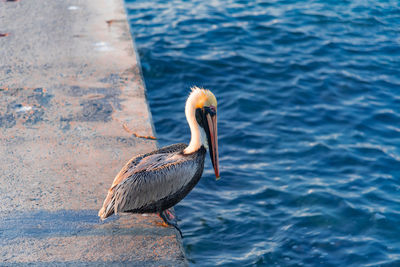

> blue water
[125,0,400,266]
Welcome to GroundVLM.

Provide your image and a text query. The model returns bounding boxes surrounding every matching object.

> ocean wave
[127,0,400,265]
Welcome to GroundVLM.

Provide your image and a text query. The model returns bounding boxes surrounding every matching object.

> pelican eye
[204,106,216,117]
[209,105,216,113]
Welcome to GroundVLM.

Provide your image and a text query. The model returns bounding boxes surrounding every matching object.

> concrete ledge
[0,0,186,265]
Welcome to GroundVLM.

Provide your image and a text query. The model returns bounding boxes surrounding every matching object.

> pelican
[98,87,219,235]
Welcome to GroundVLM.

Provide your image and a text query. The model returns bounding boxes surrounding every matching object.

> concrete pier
[0,0,187,265]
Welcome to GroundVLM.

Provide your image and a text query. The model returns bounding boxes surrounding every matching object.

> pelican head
[184,86,220,179]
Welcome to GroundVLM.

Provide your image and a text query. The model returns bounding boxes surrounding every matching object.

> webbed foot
[158,209,183,238]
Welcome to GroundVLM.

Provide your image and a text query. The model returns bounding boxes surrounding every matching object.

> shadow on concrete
[0,210,176,244]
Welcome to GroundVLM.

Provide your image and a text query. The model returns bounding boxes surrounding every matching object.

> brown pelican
[98,87,219,234]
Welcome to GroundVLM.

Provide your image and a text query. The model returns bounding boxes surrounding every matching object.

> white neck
[183,95,208,154]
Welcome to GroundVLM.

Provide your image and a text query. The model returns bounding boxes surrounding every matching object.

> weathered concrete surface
[0,0,187,265]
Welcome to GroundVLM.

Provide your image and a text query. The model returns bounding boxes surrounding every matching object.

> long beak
[205,112,220,179]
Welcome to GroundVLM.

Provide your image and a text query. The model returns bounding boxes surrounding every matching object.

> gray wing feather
[98,143,188,219]
[113,153,198,213]
[115,144,187,182]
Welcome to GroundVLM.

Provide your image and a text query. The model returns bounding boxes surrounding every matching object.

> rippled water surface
[125,0,400,265]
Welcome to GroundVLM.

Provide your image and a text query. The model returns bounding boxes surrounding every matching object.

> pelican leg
[158,209,183,238]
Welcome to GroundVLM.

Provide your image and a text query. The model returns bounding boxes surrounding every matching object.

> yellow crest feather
[190,86,217,109]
